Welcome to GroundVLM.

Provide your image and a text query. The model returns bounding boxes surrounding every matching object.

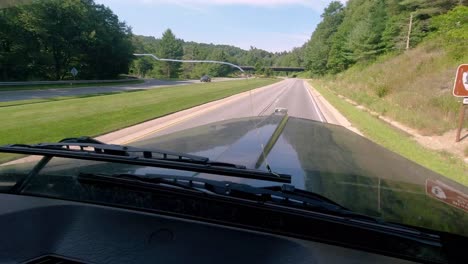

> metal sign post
[70,67,78,81]
[453,64,468,142]
[456,103,467,142]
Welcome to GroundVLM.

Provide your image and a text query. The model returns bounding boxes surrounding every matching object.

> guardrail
[0,79,140,86]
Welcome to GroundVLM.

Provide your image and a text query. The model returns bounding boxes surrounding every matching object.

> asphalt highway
[0,78,236,102]
[138,78,325,140]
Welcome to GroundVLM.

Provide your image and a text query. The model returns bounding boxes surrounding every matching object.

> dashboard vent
[24,255,86,264]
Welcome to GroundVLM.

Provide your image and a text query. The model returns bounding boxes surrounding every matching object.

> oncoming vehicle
[200,75,211,82]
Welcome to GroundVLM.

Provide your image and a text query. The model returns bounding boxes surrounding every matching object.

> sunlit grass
[311,81,467,186]
[0,79,279,146]
[319,40,468,135]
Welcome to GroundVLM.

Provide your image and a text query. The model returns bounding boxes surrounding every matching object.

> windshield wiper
[0,137,291,183]
[77,172,440,244]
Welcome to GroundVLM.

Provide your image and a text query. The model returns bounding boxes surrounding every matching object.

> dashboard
[0,193,416,264]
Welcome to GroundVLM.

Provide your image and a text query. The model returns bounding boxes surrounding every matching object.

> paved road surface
[138,79,325,141]
[0,78,237,102]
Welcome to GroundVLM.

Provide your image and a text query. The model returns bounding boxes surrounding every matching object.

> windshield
[0,0,467,241]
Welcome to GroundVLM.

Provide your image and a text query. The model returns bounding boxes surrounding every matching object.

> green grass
[0,98,53,107]
[0,78,278,147]
[310,81,468,186]
[0,79,144,91]
[0,90,147,107]
[320,38,468,135]
[156,78,190,81]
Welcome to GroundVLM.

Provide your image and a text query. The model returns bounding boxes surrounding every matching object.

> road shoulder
[308,79,467,186]
[304,80,362,135]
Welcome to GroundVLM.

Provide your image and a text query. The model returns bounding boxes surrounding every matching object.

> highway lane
[138,79,325,140]
[0,77,238,102]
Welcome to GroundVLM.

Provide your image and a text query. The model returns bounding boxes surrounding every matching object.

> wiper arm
[0,137,291,183]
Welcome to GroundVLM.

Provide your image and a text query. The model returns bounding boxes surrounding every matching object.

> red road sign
[453,64,468,97]
[426,179,468,213]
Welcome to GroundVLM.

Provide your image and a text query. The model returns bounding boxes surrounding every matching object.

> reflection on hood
[133,115,468,237]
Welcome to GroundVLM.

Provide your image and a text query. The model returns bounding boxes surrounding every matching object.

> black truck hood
[132,115,468,237]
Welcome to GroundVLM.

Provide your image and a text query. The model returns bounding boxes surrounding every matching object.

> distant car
[200,75,211,82]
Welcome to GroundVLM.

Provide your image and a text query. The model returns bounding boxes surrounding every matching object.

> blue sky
[96,0,347,52]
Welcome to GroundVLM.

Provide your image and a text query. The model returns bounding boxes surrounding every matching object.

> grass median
[310,80,468,186]
[0,78,278,148]
[0,79,144,91]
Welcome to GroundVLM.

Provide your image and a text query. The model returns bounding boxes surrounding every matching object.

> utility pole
[406,13,413,50]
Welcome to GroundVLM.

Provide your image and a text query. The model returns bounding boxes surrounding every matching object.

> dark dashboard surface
[0,193,415,264]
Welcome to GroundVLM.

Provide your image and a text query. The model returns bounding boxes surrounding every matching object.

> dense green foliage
[2,0,465,81]
[130,34,305,79]
[0,0,134,81]
[304,0,465,76]
[305,2,345,75]
[431,5,468,58]
[1,0,304,81]
[311,6,468,135]
[157,29,183,78]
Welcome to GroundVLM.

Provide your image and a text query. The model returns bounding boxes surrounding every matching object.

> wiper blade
[0,137,291,183]
[37,136,212,163]
[4,137,243,168]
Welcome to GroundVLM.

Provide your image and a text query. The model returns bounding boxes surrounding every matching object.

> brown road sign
[426,179,468,213]
[453,64,468,97]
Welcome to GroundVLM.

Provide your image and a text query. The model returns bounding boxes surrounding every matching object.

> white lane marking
[304,82,324,122]
[257,81,291,116]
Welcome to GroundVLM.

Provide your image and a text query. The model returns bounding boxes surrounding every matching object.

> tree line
[0,0,303,81]
[2,0,464,81]
[130,30,305,79]
[303,0,467,76]
[0,0,133,81]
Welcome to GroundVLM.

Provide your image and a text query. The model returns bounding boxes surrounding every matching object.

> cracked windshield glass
[0,0,467,240]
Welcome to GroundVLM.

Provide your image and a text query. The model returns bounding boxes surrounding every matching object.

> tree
[399,0,461,49]
[82,2,134,79]
[0,0,134,81]
[208,49,231,77]
[157,29,183,78]
[264,67,273,77]
[305,1,344,75]
[346,0,387,61]
[132,57,153,77]
[254,62,264,75]
[0,7,41,80]
[431,5,468,58]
